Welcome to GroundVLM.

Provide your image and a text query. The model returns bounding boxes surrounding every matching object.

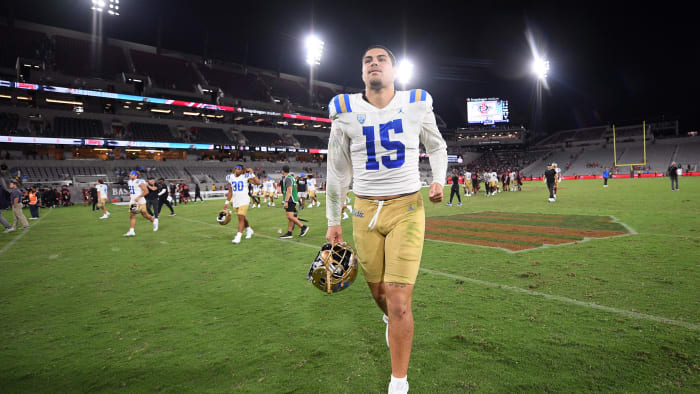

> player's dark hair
[98,179,103,184]
[363,45,396,65]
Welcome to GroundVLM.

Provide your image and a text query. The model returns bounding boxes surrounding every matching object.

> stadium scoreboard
[467,98,510,125]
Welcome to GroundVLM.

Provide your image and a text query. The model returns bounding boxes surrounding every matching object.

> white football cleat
[232,233,242,244]
[124,230,135,237]
[153,218,159,231]
[99,215,108,219]
[343,212,349,220]
[245,228,254,239]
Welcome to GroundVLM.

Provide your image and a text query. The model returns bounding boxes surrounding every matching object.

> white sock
[245,227,252,232]
[391,375,407,385]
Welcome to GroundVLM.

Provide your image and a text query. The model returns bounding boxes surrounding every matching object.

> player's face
[129,174,137,180]
[234,167,243,176]
[362,48,395,89]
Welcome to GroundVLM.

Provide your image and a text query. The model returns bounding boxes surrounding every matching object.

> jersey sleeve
[419,92,448,187]
[325,116,353,227]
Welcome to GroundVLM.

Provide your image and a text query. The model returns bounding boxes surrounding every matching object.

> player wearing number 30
[325,45,447,394]
[224,165,261,244]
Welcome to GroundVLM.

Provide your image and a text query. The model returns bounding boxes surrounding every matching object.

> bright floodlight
[305,35,324,66]
[532,57,550,80]
[396,59,414,86]
[92,0,119,15]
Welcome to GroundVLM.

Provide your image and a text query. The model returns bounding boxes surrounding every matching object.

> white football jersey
[252,184,261,194]
[263,180,273,192]
[465,171,472,180]
[128,179,147,204]
[555,168,562,180]
[96,184,108,199]
[226,172,252,207]
[326,90,447,226]
[307,178,316,191]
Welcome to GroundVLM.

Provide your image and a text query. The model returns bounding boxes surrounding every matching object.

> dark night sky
[1,0,697,133]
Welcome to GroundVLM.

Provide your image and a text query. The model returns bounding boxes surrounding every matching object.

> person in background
[145,177,160,219]
[89,184,98,211]
[169,182,178,206]
[603,167,610,187]
[8,180,29,231]
[28,186,40,219]
[446,169,461,207]
[157,178,175,217]
[193,182,203,203]
[668,161,679,191]
[545,164,557,202]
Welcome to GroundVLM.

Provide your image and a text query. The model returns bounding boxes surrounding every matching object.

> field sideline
[1,177,698,392]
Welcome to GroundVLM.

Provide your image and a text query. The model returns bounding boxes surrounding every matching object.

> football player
[264,177,276,207]
[224,165,260,244]
[306,174,320,208]
[325,45,447,394]
[553,162,562,198]
[463,169,472,196]
[96,179,110,219]
[124,171,157,236]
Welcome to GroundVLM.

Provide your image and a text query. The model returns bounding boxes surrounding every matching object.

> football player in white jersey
[306,174,320,208]
[463,169,472,196]
[325,45,447,394]
[224,164,261,244]
[263,177,275,207]
[96,179,110,219]
[124,171,157,236]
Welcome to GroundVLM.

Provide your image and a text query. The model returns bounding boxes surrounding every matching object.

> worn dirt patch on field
[425,212,630,252]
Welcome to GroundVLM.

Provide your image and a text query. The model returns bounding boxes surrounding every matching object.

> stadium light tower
[396,59,414,88]
[305,34,324,105]
[91,0,120,16]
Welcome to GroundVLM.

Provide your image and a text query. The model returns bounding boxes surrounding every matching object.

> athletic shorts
[285,201,297,213]
[129,203,147,214]
[233,204,249,216]
[97,198,107,208]
[308,190,316,198]
[298,192,307,198]
[352,192,425,284]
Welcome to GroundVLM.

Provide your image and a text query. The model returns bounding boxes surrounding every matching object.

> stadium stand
[674,140,700,170]
[53,117,104,139]
[199,67,270,102]
[53,35,128,79]
[130,50,200,91]
[0,112,20,134]
[0,25,51,69]
[262,75,309,105]
[128,122,174,142]
[242,130,284,146]
[292,134,327,149]
[188,127,232,144]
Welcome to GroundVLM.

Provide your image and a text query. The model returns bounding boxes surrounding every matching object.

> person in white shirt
[224,165,261,244]
[124,171,157,236]
[463,170,472,196]
[325,45,447,394]
[306,174,320,208]
[96,179,110,219]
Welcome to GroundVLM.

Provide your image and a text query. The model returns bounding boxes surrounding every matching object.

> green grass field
[1,177,698,393]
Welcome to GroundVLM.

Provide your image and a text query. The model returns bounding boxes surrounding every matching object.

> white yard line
[176,215,699,331]
[0,210,51,256]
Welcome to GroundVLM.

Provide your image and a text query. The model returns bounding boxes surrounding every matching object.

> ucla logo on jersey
[357,114,366,124]
[353,208,364,218]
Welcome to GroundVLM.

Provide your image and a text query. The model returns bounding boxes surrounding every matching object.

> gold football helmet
[307,243,358,294]
[217,210,231,225]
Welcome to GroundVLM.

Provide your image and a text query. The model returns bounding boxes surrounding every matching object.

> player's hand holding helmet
[217,210,231,225]
[307,243,358,294]
[129,200,138,214]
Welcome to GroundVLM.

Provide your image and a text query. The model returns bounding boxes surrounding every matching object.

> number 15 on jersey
[362,119,405,170]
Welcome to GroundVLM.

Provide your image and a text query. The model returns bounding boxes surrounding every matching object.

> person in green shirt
[279,165,309,239]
